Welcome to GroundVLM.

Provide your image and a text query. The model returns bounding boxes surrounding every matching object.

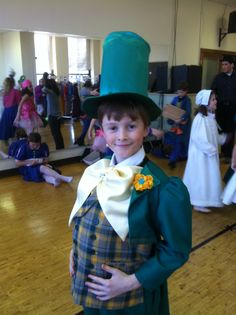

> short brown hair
[97,98,150,127]
[28,132,41,143]
[15,128,27,139]
[177,81,189,91]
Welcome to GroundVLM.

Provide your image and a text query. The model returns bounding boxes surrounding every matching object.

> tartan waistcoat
[71,191,153,310]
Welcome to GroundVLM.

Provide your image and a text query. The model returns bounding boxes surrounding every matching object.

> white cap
[195,89,212,106]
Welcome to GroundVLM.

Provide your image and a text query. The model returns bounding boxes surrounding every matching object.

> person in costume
[165,81,192,169]
[222,143,236,204]
[14,80,43,135]
[0,128,28,159]
[0,73,21,148]
[183,89,227,213]
[15,132,73,186]
[68,31,192,315]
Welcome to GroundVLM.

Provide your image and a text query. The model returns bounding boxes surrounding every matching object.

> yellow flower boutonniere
[133,174,154,191]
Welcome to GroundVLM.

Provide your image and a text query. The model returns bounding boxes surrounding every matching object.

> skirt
[0,105,18,140]
[19,165,45,182]
[16,112,43,134]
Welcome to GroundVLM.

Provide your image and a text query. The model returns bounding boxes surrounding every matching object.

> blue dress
[15,142,49,182]
[8,139,27,158]
[0,89,21,140]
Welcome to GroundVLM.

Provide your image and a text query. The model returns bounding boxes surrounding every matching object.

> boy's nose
[117,129,127,140]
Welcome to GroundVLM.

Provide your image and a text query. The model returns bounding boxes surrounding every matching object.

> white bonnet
[195,89,212,106]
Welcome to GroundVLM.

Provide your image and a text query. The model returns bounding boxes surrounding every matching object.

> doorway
[200,48,236,88]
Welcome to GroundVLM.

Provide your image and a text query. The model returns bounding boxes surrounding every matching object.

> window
[34,34,91,84]
[68,37,90,82]
[34,33,53,83]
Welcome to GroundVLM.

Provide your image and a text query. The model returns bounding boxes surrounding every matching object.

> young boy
[69,31,192,315]
[165,81,192,169]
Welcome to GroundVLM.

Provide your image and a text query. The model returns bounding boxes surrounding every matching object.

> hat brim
[82,92,161,121]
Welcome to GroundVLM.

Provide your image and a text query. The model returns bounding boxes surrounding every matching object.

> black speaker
[148,62,168,92]
[171,65,202,93]
[228,11,236,33]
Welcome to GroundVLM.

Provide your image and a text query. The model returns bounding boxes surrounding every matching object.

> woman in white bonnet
[183,89,227,213]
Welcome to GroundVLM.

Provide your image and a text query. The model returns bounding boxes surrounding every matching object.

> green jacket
[127,160,192,315]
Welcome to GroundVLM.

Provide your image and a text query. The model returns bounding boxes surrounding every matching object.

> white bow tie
[69,159,142,241]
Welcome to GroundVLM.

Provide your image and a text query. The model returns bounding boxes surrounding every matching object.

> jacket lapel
[130,163,160,204]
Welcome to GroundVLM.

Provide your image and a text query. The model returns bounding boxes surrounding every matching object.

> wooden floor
[0,120,235,315]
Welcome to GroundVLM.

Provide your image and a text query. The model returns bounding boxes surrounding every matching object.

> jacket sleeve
[42,86,53,94]
[135,177,192,290]
[181,97,192,121]
[191,115,217,156]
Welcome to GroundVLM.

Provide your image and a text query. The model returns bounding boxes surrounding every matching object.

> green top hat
[83,31,161,121]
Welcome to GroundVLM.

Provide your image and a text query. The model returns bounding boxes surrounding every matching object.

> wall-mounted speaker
[228,11,236,33]
[171,65,202,93]
[148,62,168,92]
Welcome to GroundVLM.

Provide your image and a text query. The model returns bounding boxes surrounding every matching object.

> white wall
[0,0,174,63]
[0,0,235,57]
[201,1,236,50]
[54,37,69,79]
[20,32,37,86]
[0,0,235,85]
[174,0,202,65]
[90,40,102,82]
[0,36,4,88]
[2,31,23,80]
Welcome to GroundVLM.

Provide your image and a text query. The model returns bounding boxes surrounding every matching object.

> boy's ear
[144,126,149,137]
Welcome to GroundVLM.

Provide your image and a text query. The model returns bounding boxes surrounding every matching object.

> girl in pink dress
[14,80,43,134]
[0,75,21,143]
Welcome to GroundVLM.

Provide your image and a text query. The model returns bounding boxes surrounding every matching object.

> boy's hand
[85,264,141,300]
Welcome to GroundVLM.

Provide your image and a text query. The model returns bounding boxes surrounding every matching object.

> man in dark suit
[211,55,236,159]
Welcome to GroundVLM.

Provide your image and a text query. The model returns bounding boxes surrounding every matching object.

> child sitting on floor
[15,132,73,187]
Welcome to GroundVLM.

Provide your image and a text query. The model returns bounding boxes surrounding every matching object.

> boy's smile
[102,114,148,163]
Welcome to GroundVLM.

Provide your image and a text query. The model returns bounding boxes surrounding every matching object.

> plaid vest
[71,191,153,310]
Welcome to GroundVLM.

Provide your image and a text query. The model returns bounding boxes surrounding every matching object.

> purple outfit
[34,85,44,105]
[8,138,27,158]
[15,142,49,182]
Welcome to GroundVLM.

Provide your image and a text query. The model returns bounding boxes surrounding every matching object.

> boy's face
[102,114,148,163]
[177,89,187,98]
[29,141,40,150]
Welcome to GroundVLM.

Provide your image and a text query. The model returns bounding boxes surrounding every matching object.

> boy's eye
[108,125,117,131]
[128,124,136,130]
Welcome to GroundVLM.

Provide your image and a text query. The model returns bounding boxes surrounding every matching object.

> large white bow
[69,159,142,241]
